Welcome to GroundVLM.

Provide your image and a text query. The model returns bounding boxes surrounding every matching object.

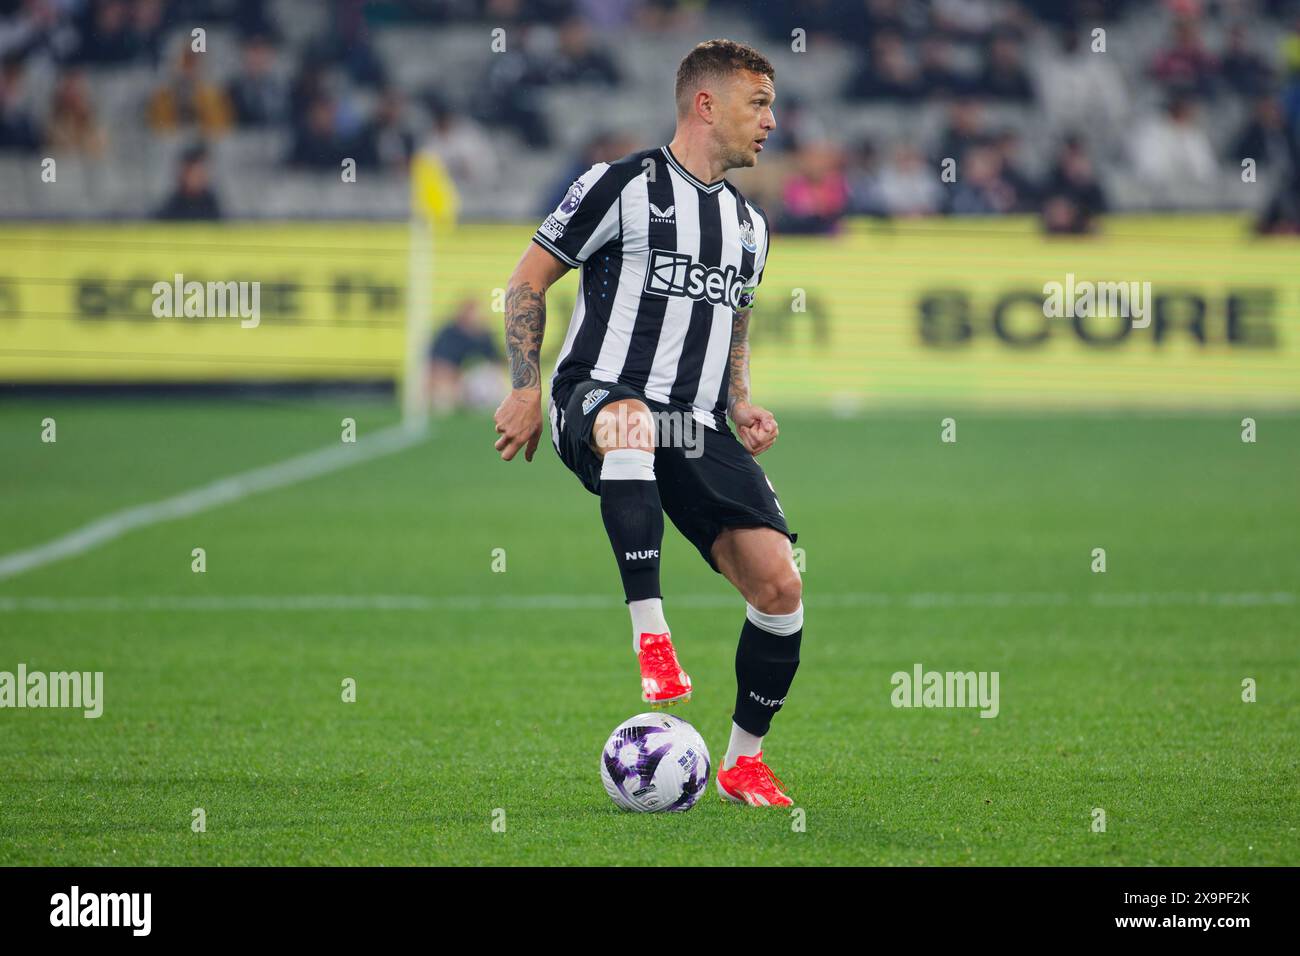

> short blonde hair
[674,39,775,115]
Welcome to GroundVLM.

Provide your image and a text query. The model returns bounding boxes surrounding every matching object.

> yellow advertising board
[0,224,409,381]
[748,215,1299,409]
[2,217,1296,409]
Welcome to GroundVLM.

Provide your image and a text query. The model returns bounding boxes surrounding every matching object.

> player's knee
[750,568,802,616]
[592,399,655,454]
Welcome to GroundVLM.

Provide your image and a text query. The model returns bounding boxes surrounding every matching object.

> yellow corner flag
[411,151,459,228]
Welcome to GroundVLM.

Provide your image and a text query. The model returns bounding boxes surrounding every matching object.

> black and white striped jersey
[532,145,771,432]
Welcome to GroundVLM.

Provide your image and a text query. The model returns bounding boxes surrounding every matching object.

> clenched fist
[731,401,779,456]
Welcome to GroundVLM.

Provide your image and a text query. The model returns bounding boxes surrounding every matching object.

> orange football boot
[716,752,793,807]
[638,632,692,708]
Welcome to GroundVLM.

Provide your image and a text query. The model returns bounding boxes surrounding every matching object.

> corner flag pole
[405,152,459,432]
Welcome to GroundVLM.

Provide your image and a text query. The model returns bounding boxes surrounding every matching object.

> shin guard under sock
[732,602,803,736]
[599,449,663,603]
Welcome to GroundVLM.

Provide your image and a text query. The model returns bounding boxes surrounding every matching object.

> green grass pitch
[0,397,1296,865]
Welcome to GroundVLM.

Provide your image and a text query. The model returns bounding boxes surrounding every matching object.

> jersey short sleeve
[737,208,771,310]
[532,162,623,267]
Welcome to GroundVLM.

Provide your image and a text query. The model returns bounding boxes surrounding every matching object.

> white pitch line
[0,592,1292,613]
[0,422,429,583]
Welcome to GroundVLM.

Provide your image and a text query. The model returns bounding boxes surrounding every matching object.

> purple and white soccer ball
[600,713,711,813]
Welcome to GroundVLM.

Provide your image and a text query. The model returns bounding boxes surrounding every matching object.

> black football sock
[599,448,663,603]
[732,602,804,737]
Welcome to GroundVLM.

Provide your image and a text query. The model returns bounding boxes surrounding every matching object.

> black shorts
[548,377,797,573]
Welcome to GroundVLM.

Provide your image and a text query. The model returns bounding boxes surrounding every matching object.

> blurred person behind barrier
[1231,94,1294,175]
[1150,15,1218,100]
[1040,134,1107,234]
[780,141,848,234]
[352,86,416,172]
[284,94,350,170]
[1255,168,1300,234]
[918,35,971,98]
[845,138,890,218]
[423,96,501,192]
[543,17,621,87]
[427,297,505,413]
[155,143,222,220]
[228,33,288,128]
[935,95,987,166]
[72,0,162,66]
[1035,26,1128,137]
[0,55,40,151]
[1221,22,1275,97]
[1131,94,1218,204]
[879,141,942,216]
[147,43,234,136]
[945,143,1019,214]
[976,27,1034,102]
[45,67,106,156]
[844,31,921,102]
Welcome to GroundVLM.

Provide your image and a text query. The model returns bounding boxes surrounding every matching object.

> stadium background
[1,0,1298,408]
[1,0,1298,867]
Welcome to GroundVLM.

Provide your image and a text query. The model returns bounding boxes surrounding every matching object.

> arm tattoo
[726,308,751,418]
[505,281,546,389]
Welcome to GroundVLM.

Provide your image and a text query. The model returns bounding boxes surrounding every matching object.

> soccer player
[493,39,800,808]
